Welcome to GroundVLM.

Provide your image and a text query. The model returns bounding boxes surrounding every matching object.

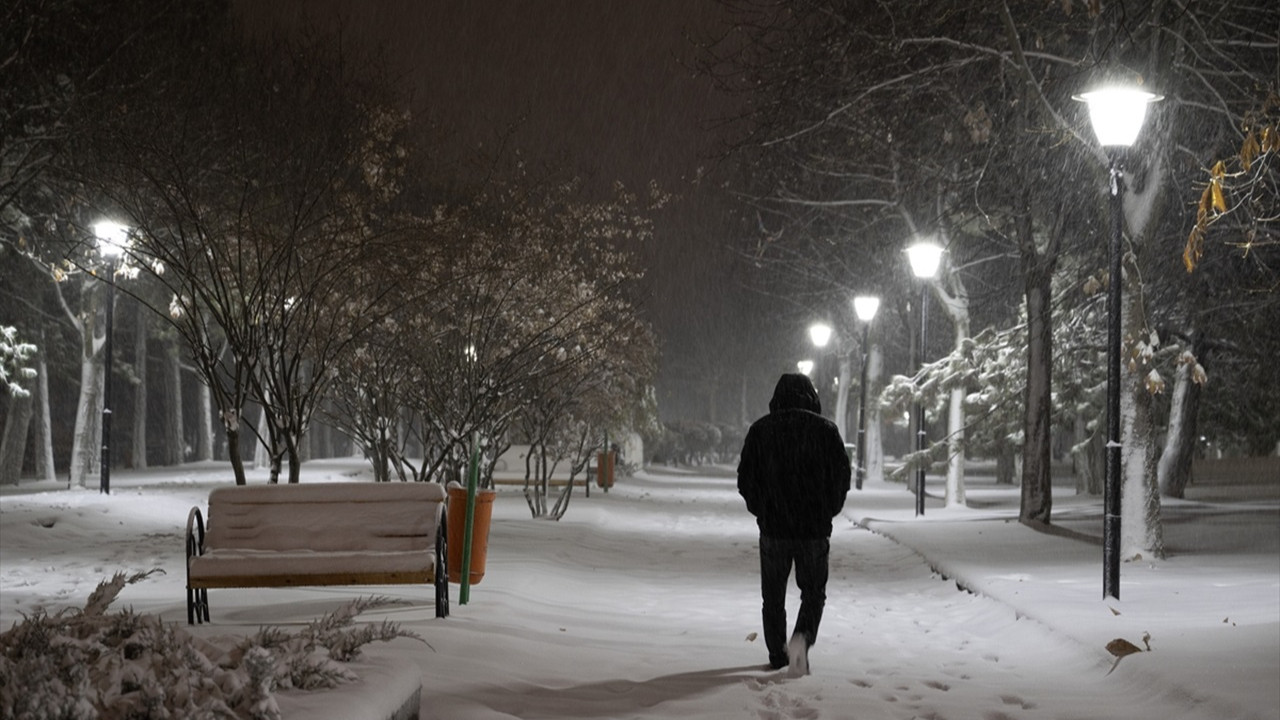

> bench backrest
[205,482,446,553]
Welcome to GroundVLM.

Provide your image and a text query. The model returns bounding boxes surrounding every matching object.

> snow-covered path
[385,468,1220,720]
[2,460,1271,719]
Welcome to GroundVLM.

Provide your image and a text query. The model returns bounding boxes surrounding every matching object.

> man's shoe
[768,653,789,670]
[786,633,809,677]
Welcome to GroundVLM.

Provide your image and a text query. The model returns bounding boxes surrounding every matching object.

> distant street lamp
[808,322,833,349]
[807,321,849,436]
[852,295,880,490]
[796,359,815,377]
[94,221,129,495]
[906,241,943,516]
[1076,85,1160,601]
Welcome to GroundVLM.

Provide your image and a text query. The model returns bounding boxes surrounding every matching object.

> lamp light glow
[796,360,815,376]
[853,296,880,322]
[906,242,944,279]
[1076,88,1162,148]
[93,221,129,257]
[809,322,833,348]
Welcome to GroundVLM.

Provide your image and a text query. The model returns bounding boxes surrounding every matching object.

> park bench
[185,482,449,625]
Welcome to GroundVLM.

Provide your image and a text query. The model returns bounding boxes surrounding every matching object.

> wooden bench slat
[190,570,437,589]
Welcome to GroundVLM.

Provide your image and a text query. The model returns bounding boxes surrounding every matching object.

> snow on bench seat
[185,482,449,624]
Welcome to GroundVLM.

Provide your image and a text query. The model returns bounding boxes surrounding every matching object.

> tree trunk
[285,430,302,483]
[254,404,270,471]
[32,340,56,482]
[194,379,214,461]
[1157,346,1202,499]
[864,343,886,484]
[227,425,247,485]
[160,339,184,465]
[944,382,966,507]
[0,390,32,485]
[1072,410,1104,496]
[69,280,107,489]
[1120,282,1165,561]
[995,439,1017,485]
[1020,240,1055,523]
[131,303,148,469]
[834,355,851,440]
[932,271,970,508]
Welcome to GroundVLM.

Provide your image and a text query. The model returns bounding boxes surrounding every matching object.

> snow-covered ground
[2,458,1276,719]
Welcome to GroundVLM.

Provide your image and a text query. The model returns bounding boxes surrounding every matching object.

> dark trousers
[759,535,829,666]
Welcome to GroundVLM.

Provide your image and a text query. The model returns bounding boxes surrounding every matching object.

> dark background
[234,0,796,425]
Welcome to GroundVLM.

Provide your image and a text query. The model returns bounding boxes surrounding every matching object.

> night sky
[234,0,780,423]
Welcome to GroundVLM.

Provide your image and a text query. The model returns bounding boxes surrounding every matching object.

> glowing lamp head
[94,221,129,258]
[1076,87,1161,148]
[853,296,880,322]
[906,242,944,279]
[796,360,815,377]
[809,322,833,348]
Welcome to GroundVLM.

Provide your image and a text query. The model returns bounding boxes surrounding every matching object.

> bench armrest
[186,507,206,560]
[185,506,210,624]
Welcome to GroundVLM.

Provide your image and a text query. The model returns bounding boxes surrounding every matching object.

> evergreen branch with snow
[0,576,423,719]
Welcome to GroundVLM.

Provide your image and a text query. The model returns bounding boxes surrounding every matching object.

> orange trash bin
[447,484,496,585]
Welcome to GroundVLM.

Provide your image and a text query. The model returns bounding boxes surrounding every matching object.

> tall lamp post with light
[94,221,129,495]
[905,241,943,516]
[852,295,880,490]
[1076,86,1160,600]
[808,321,849,438]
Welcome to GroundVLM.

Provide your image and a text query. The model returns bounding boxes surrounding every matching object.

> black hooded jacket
[737,373,852,539]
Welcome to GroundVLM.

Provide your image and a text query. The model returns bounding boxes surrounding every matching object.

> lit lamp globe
[1076,87,1162,147]
[796,360,815,377]
[853,296,880,323]
[906,241,944,280]
[809,322,833,348]
[94,221,129,258]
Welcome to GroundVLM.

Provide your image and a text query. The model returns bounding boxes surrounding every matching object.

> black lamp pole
[855,321,871,490]
[100,257,116,495]
[914,285,929,517]
[1077,84,1158,601]
[1103,152,1124,600]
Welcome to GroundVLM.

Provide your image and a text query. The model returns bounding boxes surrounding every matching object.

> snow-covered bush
[0,572,423,720]
[0,325,38,398]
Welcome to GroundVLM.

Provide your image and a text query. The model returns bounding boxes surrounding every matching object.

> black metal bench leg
[435,574,449,618]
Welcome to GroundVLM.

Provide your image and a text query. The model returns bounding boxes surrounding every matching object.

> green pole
[459,443,480,605]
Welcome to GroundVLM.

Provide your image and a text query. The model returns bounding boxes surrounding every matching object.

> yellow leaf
[1210,160,1227,179]
[1210,178,1227,214]
[1263,125,1279,154]
[1183,226,1203,272]
[1107,638,1144,657]
[1241,132,1260,172]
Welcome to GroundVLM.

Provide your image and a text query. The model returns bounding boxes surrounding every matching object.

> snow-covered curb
[853,507,1277,720]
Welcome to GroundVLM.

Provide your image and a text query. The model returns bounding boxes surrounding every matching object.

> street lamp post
[1076,86,1160,600]
[906,241,943,516]
[808,322,847,435]
[94,221,128,495]
[852,296,880,490]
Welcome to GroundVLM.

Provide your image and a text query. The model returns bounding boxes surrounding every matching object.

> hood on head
[769,373,821,414]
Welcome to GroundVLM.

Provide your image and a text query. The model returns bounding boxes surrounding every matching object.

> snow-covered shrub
[0,573,423,719]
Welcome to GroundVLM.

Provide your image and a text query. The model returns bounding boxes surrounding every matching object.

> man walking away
[737,373,851,676]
